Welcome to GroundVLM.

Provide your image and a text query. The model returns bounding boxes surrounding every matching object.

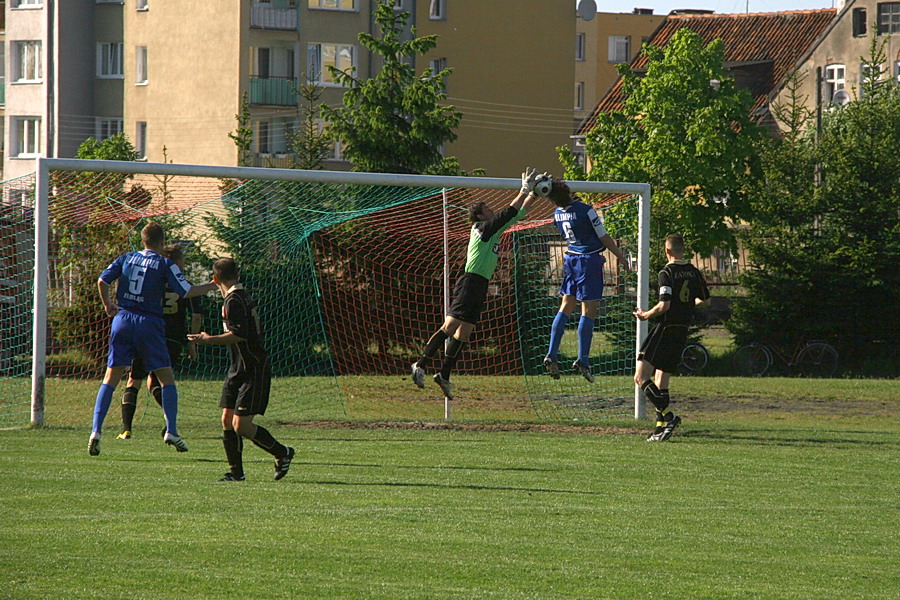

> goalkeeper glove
[520,167,539,195]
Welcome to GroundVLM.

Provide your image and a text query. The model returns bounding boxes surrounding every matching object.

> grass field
[1,378,898,599]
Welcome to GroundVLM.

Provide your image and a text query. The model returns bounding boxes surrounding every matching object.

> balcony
[249,76,298,106]
[250,3,297,30]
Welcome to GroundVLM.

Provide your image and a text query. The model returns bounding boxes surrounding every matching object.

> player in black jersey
[117,244,203,440]
[633,234,710,442]
[188,258,295,482]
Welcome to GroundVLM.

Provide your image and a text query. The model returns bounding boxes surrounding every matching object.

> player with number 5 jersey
[88,222,215,457]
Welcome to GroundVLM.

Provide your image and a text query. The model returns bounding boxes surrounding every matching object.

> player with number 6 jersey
[543,179,629,383]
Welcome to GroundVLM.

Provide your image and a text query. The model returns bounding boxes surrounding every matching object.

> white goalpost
[28,157,650,426]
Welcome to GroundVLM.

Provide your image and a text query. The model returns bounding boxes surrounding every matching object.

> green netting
[0,167,640,429]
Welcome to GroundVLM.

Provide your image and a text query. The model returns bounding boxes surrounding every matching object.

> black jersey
[222,285,269,376]
[161,290,201,344]
[657,260,710,325]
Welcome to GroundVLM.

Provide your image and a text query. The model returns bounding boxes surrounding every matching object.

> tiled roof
[576,9,837,136]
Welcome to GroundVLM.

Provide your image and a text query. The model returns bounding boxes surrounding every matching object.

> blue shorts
[107,311,171,371]
[560,253,605,301]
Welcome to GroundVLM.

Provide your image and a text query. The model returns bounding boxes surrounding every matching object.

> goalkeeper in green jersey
[411,167,543,400]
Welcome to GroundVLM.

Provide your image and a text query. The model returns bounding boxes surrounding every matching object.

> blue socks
[547,312,570,359]
[577,316,595,365]
[91,383,115,434]
[161,385,179,436]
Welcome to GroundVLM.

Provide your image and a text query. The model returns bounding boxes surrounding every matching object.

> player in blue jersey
[543,180,629,383]
[116,244,203,441]
[88,222,216,457]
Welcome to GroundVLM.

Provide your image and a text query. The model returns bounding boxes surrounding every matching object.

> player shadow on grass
[679,429,899,448]
[304,478,604,496]
[305,460,555,472]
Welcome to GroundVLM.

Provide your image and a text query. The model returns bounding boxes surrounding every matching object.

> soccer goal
[1,158,650,428]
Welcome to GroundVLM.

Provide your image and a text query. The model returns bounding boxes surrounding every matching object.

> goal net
[0,160,650,429]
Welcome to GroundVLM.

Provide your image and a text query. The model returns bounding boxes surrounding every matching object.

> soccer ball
[533,174,553,197]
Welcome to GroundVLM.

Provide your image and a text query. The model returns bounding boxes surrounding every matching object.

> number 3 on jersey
[162,291,179,315]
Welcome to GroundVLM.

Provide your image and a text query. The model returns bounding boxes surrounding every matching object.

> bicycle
[732,340,839,377]
[679,342,710,374]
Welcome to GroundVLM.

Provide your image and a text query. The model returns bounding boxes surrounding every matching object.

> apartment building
[3,0,575,180]
[574,8,662,136]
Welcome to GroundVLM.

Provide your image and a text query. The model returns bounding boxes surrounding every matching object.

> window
[878,3,900,34]
[852,7,867,36]
[257,121,270,154]
[307,43,354,85]
[429,0,446,20]
[251,46,295,78]
[136,0,148,8]
[96,118,123,140]
[136,46,148,84]
[574,81,585,110]
[13,41,42,82]
[308,0,355,9]
[824,63,846,103]
[13,117,41,157]
[12,0,42,7]
[895,61,900,82]
[428,57,447,91]
[608,35,630,64]
[136,122,147,159]
[575,33,586,61]
[393,0,403,9]
[97,43,124,77]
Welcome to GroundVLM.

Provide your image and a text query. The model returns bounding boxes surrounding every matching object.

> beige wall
[575,11,661,128]
[124,2,244,166]
[776,0,899,127]
[415,0,574,178]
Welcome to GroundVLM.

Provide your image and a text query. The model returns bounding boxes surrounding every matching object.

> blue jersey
[99,249,192,317]
[553,200,608,254]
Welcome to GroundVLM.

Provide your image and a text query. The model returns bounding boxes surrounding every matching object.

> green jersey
[464,205,523,279]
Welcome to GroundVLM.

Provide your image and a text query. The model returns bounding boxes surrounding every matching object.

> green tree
[320,0,467,175]
[730,37,900,372]
[228,93,254,167]
[287,80,332,170]
[560,28,763,258]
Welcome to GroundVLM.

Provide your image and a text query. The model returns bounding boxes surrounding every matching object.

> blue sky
[584,0,835,17]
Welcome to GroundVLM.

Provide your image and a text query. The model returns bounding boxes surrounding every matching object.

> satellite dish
[831,89,850,106]
[577,0,597,21]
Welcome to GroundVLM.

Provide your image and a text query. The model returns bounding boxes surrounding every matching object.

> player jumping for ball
[543,180,629,383]
[633,234,710,442]
[410,168,544,400]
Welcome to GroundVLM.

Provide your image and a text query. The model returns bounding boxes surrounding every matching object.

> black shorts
[638,323,688,373]
[130,341,182,381]
[219,361,272,416]
[447,272,489,325]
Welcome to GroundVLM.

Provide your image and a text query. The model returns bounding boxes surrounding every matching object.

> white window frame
[136,0,148,10]
[97,42,124,78]
[136,46,148,84]
[13,41,43,83]
[307,43,355,86]
[608,35,630,64]
[308,0,356,10]
[429,0,446,20]
[574,81,585,110]
[576,33,586,62]
[95,118,124,141]
[12,0,43,7]
[136,122,147,159]
[13,117,41,158]
[824,63,846,103]
[393,0,403,9]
